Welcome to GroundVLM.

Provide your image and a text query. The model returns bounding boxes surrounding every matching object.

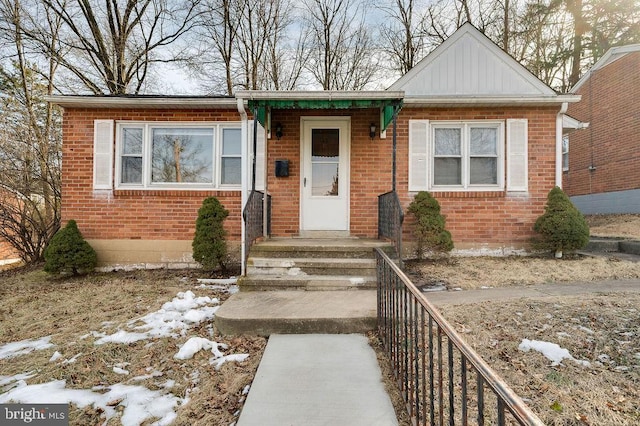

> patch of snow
[0,372,36,392]
[452,287,462,291]
[49,351,62,362]
[113,367,129,375]
[349,277,365,285]
[94,291,220,345]
[556,332,571,339]
[287,267,304,276]
[0,380,181,426]
[174,337,227,360]
[162,379,176,389]
[0,336,54,360]
[211,354,249,370]
[480,286,493,289]
[519,339,591,367]
[62,353,83,364]
[242,385,250,395]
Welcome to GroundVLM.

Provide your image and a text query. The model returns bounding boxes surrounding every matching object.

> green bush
[533,186,590,257]
[407,191,453,259]
[43,220,97,275]
[192,197,229,271]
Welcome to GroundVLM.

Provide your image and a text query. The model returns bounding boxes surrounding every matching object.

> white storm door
[301,117,350,231]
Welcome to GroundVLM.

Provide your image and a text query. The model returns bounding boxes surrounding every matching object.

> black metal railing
[378,190,404,266]
[242,190,270,268]
[376,248,544,426]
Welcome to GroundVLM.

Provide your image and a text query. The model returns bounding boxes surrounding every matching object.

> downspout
[556,102,568,188]
[237,97,248,276]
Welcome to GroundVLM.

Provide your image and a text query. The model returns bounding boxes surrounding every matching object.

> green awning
[247,97,403,132]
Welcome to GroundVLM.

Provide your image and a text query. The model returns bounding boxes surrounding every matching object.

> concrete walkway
[425,278,640,306]
[237,334,398,426]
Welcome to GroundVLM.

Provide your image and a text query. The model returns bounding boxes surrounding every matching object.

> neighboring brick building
[563,44,640,213]
[50,23,579,270]
[0,188,23,267]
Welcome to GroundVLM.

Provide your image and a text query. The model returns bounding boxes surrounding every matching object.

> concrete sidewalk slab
[215,291,377,335]
[237,334,398,426]
[425,278,640,306]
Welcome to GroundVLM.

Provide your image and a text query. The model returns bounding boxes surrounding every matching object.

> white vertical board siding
[93,120,114,190]
[506,119,528,192]
[408,120,429,191]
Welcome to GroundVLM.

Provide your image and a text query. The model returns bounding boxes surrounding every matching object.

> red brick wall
[61,108,243,242]
[63,104,559,252]
[564,52,640,196]
[398,107,558,248]
[0,240,19,261]
[269,106,559,248]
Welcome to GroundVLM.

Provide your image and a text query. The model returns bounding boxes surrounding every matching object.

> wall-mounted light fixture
[369,123,377,140]
[275,123,283,140]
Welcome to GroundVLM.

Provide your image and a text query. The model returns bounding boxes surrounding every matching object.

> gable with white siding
[389,23,556,99]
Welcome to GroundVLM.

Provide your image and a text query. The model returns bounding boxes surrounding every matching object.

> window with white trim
[562,135,569,171]
[410,120,505,191]
[115,122,241,189]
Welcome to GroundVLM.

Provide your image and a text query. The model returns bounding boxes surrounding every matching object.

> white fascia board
[46,95,237,109]
[235,90,405,101]
[402,95,580,107]
[571,44,640,92]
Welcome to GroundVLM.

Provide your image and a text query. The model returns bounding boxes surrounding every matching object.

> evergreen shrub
[43,220,97,275]
[192,197,229,271]
[407,191,453,259]
[533,186,590,258]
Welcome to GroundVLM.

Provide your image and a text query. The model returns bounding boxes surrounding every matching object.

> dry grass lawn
[1,214,638,425]
[0,267,266,425]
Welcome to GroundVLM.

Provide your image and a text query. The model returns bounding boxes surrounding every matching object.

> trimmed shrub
[407,191,454,259]
[533,186,590,258]
[192,197,229,271]
[43,220,97,275]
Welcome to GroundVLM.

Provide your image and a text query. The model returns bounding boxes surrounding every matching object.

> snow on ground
[93,290,219,344]
[0,336,54,359]
[0,379,181,426]
[519,338,591,367]
[0,287,249,425]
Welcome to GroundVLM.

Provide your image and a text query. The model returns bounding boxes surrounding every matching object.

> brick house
[49,23,579,271]
[563,44,640,214]
[0,187,24,267]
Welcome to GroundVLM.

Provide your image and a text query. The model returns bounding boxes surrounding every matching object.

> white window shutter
[255,121,266,191]
[409,120,429,191]
[506,119,528,192]
[93,120,114,190]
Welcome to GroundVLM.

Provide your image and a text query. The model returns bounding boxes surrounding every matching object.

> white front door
[300,117,350,231]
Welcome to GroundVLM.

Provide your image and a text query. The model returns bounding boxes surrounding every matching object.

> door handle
[304,177,307,187]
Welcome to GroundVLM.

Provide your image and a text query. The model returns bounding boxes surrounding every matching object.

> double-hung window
[432,122,503,190]
[410,120,512,192]
[115,123,241,189]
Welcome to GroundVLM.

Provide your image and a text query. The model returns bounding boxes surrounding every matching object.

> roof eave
[46,95,237,109]
[235,90,405,101]
[403,95,581,107]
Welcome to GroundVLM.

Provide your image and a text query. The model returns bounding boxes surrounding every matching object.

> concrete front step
[246,257,376,276]
[239,274,376,291]
[214,290,377,335]
[248,238,393,259]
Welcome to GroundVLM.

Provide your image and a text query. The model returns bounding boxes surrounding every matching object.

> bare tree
[31,0,202,94]
[379,0,426,75]
[194,0,243,95]
[302,0,378,90]
[0,0,62,262]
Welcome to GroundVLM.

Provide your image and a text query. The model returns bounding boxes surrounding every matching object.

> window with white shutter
[506,119,528,192]
[93,120,114,190]
[408,120,429,191]
[409,119,505,192]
